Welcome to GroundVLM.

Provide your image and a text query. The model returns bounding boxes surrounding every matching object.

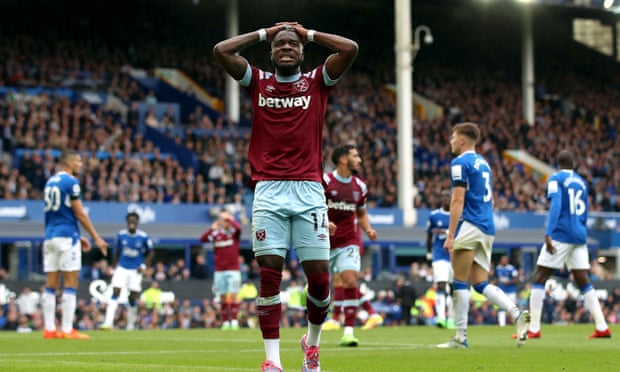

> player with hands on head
[426,190,455,329]
[199,209,242,330]
[101,212,154,331]
[518,149,611,340]
[42,150,108,340]
[214,20,358,372]
[322,144,379,347]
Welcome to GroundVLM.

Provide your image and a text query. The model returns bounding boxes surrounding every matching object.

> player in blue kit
[101,212,154,330]
[495,255,518,327]
[437,122,530,349]
[521,149,611,340]
[426,190,454,329]
[42,150,108,339]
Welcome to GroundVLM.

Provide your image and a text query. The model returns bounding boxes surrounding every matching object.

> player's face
[440,193,450,210]
[449,132,462,156]
[127,216,139,232]
[347,149,362,173]
[270,30,304,76]
[69,155,84,175]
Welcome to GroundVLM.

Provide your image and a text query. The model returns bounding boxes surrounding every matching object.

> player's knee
[259,267,282,297]
[307,271,330,300]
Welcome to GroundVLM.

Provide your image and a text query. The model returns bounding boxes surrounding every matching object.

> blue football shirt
[427,208,451,262]
[116,229,154,270]
[44,171,81,240]
[545,170,588,244]
[450,151,495,236]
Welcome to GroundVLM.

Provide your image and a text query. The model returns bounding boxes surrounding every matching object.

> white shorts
[432,260,453,283]
[110,266,143,293]
[536,240,591,270]
[43,237,81,272]
[453,221,494,272]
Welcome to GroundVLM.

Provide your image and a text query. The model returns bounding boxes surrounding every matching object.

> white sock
[482,284,519,320]
[104,298,118,326]
[583,288,608,331]
[435,292,446,321]
[127,306,137,330]
[498,310,507,327]
[306,322,322,346]
[454,288,470,340]
[344,326,354,336]
[61,289,77,333]
[42,289,56,331]
[264,339,281,367]
[446,295,454,322]
[529,286,545,333]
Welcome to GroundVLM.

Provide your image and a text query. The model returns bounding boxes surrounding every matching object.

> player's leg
[229,271,242,330]
[102,286,122,329]
[59,238,89,339]
[42,239,61,338]
[322,270,343,330]
[525,265,553,337]
[339,268,360,346]
[433,260,451,328]
[292,182,331,371]
[567,245,611,338]
[213,271,231,330]
[220,292,231,330]
[445,281,455,329]
[359,287,383,330]
[126,269,143,331]
[252,182,290,371]
[438,223,476,348]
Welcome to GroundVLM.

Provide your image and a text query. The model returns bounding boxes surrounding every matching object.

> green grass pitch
[0,324,617,371]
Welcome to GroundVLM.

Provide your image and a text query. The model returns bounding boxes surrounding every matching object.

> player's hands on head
[79,236,91,253]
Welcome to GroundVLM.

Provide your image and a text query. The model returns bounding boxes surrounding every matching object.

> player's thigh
[43,239,60,273]
[537,240,571,269]
[127,269,143,293]
[226,270,242,294]
[290,182,330,262]
[251,208,290,259]
[453,222,493,273]
[57,237,81,272]
[565,243,591,271]
[212,271,227,297]
[433,260,453,283]
[329,245,361,274]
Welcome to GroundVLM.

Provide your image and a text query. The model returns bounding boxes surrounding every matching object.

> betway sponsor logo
[258,93,311,110]
[327,200,356,212]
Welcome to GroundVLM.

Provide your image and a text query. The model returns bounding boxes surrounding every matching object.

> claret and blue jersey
[450,151,495,236]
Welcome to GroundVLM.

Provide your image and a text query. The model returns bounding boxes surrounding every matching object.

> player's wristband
[257,28,267,42]
[307,29,316,42]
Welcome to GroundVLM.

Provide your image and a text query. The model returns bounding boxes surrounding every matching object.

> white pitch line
[0,358,255,371]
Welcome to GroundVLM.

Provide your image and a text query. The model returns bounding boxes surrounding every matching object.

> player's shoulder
[135,229,149,238]
[118,228,129,236]
[352,175,368,191]
[323,172,334,184]
[430,208,441,216]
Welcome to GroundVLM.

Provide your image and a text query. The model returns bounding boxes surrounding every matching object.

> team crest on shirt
[293,78,309,93]
[255,229,266,241]
[352,192,360,202]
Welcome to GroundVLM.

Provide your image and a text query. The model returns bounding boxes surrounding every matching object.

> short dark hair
[557,149,575,169]
[331,144,356,165]
[59,150,79,166]
[126,212,140,221]
[453,122,480,144]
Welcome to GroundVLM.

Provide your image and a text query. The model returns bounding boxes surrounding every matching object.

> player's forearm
[144,251,155,268]
[75,211,102,241]
[213,33,256,79]
[447,201,463,240]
